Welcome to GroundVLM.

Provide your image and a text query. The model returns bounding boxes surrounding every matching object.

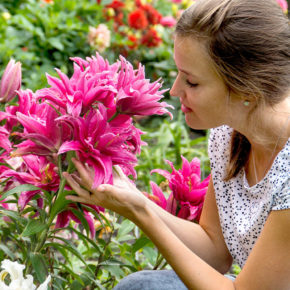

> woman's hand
[63,158,148,220]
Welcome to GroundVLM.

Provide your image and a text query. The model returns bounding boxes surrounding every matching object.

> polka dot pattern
[208,125,290,268]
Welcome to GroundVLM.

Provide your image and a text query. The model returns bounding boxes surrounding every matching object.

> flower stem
[153,252,165,270]
[34,156,67,253]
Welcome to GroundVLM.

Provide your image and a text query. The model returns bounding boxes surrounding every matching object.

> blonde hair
[175,0,290,180]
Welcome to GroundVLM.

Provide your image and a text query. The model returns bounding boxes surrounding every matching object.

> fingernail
[98,185,105,192]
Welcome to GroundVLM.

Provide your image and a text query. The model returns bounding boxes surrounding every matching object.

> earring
[243,100,250,106]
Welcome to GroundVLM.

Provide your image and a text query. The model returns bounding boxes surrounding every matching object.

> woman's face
[170,36,232,130]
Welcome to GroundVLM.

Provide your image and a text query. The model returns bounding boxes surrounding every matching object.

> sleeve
[272,177,290,211]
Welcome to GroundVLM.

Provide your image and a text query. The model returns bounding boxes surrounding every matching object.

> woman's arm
[147,177,233,273]
[64,160,232,273]
[64,159,290,289]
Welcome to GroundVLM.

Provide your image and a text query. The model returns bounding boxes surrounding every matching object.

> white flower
[88,24,111,52]
[0,259,51,290]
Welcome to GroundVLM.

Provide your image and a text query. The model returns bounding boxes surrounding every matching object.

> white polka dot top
[208,125,290,268]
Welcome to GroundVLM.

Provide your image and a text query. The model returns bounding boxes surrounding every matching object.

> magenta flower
[0,53,172,237]
[58,104,138,188]
[36,53,119,117]
[2,90,43,133]
[0,59,22,103]
[150,156,210,222]
[0,155,60,210]
[55,203,103,239]
[0,126,12,153]
[36,53,173,120]
[144,181,176,214]
[12,100,72,158]
[115,56,173,118]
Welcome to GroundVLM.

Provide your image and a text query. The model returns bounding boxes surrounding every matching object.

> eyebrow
[178,68,197,78]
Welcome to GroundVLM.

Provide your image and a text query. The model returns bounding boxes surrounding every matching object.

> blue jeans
[113,270,236,290]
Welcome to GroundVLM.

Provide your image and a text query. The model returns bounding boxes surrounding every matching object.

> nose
[170,74,180,98]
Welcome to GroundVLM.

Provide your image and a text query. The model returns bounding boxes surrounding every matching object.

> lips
[181,104,192,113]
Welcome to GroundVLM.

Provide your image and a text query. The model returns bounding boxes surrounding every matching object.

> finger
[113,165,127,179]
[97,183,119,195]
[70,173,84,186]
[71,158,94,189]
[63,172,91,197]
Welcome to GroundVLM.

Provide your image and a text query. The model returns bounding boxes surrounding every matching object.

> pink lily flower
[55,203,103,239]
[58,104,138,188]
[109,113,147,155]
[115,56,173,118]
[2,90,45,133]
[0,126,12,153]
[150,156,210,222]
[36,53,119,117]
[0,59,22,103]
[12,101,72,158]
[0,155,59,210]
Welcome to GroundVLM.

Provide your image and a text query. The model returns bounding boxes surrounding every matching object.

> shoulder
[271,139,290,211]
[208,125,233,170]
[208,125,233,146]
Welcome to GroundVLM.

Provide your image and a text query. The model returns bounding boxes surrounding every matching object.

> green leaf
[0,209,20,220]
[48,37,64,51]
[143,247,158,266]
[102,264,124,278]
[117,219,135,239]
[45,242,70,264]
[22,219,47,237]
[49,191,71,219]
[70,207,91,237]
[48,237,87,266]
[132,236,151,253]
[30,253,48,283]
[117,234,134,242]
[66,225,101,253]
[0,244,15,260]
[0,184,42,201]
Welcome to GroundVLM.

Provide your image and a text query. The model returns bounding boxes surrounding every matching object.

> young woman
[63,0,290,289]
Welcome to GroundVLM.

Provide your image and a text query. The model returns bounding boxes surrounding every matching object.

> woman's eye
[185,80,198,88]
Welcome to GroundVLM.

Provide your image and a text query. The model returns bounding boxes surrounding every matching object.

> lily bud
[0,59,22,103]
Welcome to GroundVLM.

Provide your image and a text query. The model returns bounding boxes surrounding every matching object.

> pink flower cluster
[0,54,172,237]
[147,156,210,222]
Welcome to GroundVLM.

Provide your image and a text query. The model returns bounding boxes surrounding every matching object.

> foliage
[0,0,193,96]
[0,50,176,288]
[0,0,213,289]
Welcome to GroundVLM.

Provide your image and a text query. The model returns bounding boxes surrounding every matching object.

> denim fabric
[113,270,187,290]
[113,270,236,290]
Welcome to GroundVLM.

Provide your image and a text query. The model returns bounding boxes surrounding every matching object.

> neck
[234,98,290,186]
[231,97,290,154]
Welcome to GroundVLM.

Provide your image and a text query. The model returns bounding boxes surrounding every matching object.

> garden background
[0,0,287,289]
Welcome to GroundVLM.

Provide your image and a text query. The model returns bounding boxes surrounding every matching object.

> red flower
[105,0,125,26]
[128,9,149,29]
[141,4,162,25]
[127,35,138,50]
[106,0,125,10]
[141,28,162,47]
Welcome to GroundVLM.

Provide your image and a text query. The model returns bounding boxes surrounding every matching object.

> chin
[185,118,211,130]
